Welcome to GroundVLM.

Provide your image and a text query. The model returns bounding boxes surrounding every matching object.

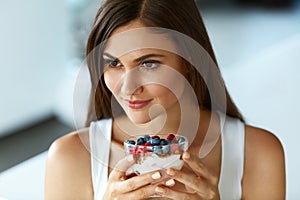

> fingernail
[186,186,197,193]
[165,179,175,186]
[155,186,165,193]
[152,172,161,180]
[183,152,190,160]
[167,168,175,176]
[126,154,134,162]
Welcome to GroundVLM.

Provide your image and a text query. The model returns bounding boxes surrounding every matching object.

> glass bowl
[124,134,188,176]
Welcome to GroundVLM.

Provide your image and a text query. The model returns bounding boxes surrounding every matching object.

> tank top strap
[217,111,245,200]
[89,118,113,200]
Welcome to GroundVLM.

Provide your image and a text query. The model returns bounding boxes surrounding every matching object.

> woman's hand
[103,155,162,200]
[155,152,220,200]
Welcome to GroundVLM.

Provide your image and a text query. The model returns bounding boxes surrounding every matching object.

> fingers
[155,186,199,200]
[109,171,170,199]
[162,151,220,199]
[158,168,219,200]
[121,184,157,200]
[118,171,162,193]
[182,151,218,185]
[109,155,135,181]
[166,167,208,194]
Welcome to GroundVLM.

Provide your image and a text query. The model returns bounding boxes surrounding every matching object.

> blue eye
[140,61,160,70]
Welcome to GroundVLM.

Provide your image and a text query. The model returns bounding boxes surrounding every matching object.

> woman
[45,0,285,199]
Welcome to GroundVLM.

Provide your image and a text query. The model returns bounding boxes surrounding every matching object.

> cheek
[147,85,178,103]
[103,73,113,92]
[103,71,121,94]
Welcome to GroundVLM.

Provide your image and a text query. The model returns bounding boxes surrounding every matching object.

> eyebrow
[103,52,166,63]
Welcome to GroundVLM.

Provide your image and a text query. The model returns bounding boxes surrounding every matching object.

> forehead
[103,21,179,58]
[103,48,173,59]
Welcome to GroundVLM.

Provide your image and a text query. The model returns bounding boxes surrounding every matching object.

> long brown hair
[85,0,244,126]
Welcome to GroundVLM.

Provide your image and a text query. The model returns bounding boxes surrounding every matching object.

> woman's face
[103,20,188,124]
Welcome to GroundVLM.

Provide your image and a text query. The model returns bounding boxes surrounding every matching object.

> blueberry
[137,137,146,145]
[178,137,185,143]
[127,140,136,145]
[143,135,151,141]
[160,139,169,145]
[150,138,160,146]
[153,146,162,155]
[170,139,178,143]
[162,145,170,154]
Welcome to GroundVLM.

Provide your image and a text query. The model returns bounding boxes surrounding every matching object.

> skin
[44,20,285,200]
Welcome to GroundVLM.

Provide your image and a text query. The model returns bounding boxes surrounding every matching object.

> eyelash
[140,60,161,71]
[105,60,121,68]
[103,59,161,71]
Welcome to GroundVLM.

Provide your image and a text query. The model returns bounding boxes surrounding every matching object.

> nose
[120,68,143,96]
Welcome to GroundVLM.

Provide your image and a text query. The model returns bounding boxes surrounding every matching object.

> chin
[128,115,151,125]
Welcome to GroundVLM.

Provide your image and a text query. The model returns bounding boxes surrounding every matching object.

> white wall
[203,8,300,199]
[0,0,69,137]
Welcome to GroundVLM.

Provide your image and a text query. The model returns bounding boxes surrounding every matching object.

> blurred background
[0,0,299,199]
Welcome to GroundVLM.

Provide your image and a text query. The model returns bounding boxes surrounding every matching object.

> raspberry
[170,143,182,154]
[136,146,147,155]
[145,142,152,146]
[167,134,175,140]
[129,148,136,154]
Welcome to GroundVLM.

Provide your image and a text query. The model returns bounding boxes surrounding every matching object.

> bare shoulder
[244,125,285,159]
[242,125,286,199]
[47,128,90,161]
[45,128,93,200]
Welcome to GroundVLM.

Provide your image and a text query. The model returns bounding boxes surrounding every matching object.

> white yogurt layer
[128,153,184,175]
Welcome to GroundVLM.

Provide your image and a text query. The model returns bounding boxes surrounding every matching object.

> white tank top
[89,112,245,200]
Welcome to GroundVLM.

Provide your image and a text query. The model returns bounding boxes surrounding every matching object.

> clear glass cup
[124,134,188,177]
[124,134,188,198]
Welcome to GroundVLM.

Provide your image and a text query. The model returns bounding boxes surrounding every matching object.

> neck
[112,105,208,145]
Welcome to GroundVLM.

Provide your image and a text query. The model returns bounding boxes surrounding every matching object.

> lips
[125,99,153,109]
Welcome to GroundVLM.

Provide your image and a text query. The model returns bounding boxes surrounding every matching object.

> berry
[145,142,152,146]
[160,139,169,145]
[178,136,185,143]
[170,143,182,154]
[128,140,136,145]
[153,146,162,155]
[167,134,175,141]
[137,137,146,145]
[129,148,136,154]
[162,145,170,154]
[135,148,144,155]
[151,135,160,140]
[144,135,151,141]
[135,146,148,155]
[150,138,161,146]
[170,139,178,143]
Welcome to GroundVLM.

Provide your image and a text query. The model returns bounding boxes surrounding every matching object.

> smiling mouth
[125,99,153,109]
